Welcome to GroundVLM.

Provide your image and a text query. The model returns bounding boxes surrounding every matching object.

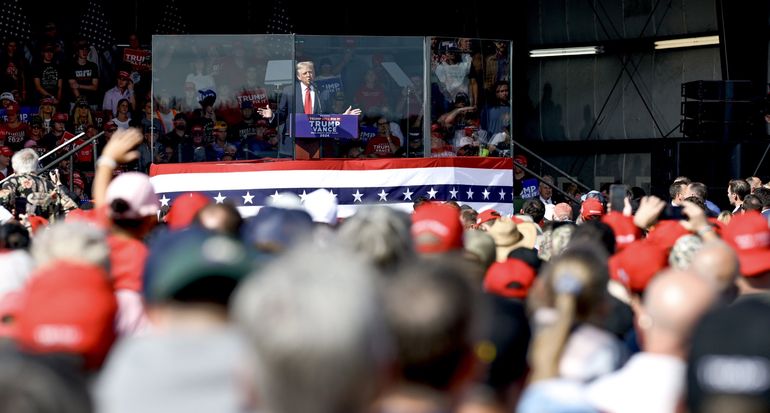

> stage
[149,157,516,217]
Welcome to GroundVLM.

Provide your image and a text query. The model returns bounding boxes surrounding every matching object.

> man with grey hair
[336,206,415,272]
[232,245,392,413]
[0,148,77,221]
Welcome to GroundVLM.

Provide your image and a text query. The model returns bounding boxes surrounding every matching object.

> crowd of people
[3,20,770,413]
[0,31,513,200]
[0,126,769,413]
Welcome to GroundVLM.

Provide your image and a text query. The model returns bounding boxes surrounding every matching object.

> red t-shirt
[74,138,95,164]
[107,234,148,292]
[0,122,29,152]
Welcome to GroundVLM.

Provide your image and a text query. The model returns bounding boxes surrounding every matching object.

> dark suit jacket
[274,81,330,130]
[273,81,333,158]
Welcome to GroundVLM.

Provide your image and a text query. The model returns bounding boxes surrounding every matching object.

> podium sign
[294,114,359,139]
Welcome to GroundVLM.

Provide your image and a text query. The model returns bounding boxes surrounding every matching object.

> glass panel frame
[150,35,513,163]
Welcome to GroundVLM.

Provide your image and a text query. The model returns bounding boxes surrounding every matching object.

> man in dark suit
[258,61,360,159]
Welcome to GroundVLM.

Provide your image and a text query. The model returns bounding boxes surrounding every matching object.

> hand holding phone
[609,184,628,213]
[659,205,686,220]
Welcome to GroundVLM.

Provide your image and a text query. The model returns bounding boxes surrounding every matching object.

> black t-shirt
[68,60,99,103]
[233,120,257,142]
[33,61,62,96]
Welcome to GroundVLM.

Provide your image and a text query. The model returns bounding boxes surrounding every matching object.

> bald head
[690,242,739,292]
[642,269,716,352]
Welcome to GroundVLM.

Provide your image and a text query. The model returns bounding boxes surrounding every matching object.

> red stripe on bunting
[149,157,514,176]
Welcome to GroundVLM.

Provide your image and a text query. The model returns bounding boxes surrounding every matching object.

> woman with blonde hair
[717,210,732,224]
[69,97,94,134]
[36,97,57,134]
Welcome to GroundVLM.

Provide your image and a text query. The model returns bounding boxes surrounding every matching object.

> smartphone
[13,197,26,218]
[660,205,686,220]
[609,184,627,212]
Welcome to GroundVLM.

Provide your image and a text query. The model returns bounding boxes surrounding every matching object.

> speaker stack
[680,80,757,141]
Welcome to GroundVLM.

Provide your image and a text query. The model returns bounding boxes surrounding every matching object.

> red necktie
[304,87,312,114]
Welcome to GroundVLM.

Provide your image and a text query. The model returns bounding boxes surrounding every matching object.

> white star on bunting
[449,187,458,199]
[466,188,474,199]
[242,192,254,204]
[377,189,389,202]
[482,188,491,200]
[269,190,280,201]
[352,189,363,203]
[402,188,413,201]
[426,187,438,199]
[299,190,308,203]
[159,194,170,207]
[214,193,226,204]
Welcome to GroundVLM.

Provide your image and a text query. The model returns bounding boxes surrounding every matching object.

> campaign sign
[359,125,377,142]
[0,106,39,123]
[520,178,540,199]
[123,48,152,71]
[294,114,358,139]
[315,76,343,97]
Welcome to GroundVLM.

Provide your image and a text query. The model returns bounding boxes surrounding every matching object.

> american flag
[149,158,515,218]
[265,0,294,34]
[154,0,188,35]
[0,0,31,43]
[78,0,115,51]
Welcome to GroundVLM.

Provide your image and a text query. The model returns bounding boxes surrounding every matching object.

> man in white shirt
[585,269,716,413]
[539,175,556,205]
[102,70,135,118]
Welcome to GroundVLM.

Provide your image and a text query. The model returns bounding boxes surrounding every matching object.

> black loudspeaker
[681,81,760,140]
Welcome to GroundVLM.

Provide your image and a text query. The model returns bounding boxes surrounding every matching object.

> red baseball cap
[411,203,464,253]
[0,146,12,157]
[483,258,537,299]
[118,70,130,79]
[39,97,55,106]
[16,261,117,370]
[722,211,770,277]
[52,113,68,123]
[601,211,642,251]
[513,154,528,167]
[165,192,211,230]
[103,120,117,131]
[645,220,690,253]
[580,198,605,220]
[27,215,49,235]
[64,205,110,230]
[608,240,668,293]
[476,209,501,227]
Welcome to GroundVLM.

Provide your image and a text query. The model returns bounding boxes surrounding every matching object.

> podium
[293,114,359,159]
